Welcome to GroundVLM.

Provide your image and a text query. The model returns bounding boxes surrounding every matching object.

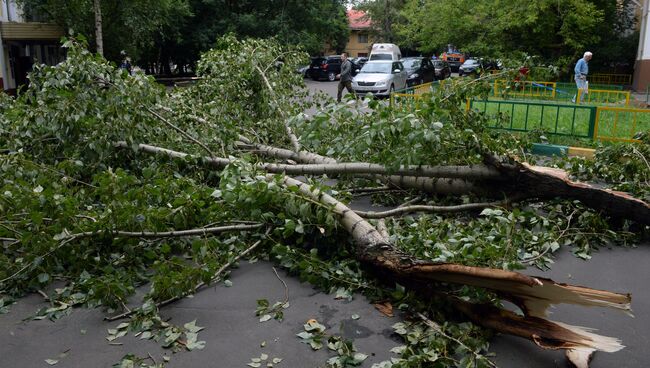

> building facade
[345,10,374,58]
[1,0,64,92]
[634,0,650,90]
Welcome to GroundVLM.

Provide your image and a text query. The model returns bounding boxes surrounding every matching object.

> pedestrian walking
[572,51,592,104]
[119,50,133,76]
[337,53,355,103]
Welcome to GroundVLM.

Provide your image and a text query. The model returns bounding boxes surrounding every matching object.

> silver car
[351,61,408,97]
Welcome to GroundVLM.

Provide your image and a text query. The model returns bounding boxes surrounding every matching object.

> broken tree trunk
[120,141,636,365]
[276,174,631,365]
[487,157,650,225]
[121,142,650,225]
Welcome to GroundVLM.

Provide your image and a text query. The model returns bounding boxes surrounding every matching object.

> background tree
[20,0,349,73]
[18,0,190,64]
[352,0,408,44]
[151,0,349,73]
[395,0,638,74]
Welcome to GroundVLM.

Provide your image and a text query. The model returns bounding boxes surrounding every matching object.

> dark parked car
[352,57,368,70]
[307,56,361,81]
[458,58,502,76]
[433,60,452,80]
[402,57,436,87]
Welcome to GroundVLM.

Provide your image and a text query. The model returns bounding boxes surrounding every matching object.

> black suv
[308,56,342,81]
[308,56,360,81]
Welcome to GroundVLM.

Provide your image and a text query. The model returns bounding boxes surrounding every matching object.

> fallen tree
[1,37,648,367]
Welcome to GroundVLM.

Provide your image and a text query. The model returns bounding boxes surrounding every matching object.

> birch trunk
[93,0,103,56]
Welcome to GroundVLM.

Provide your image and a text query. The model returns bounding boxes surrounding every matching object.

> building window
[358,33,368,44]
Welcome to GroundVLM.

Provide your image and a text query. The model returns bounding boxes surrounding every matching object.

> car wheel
[327,72,336,82]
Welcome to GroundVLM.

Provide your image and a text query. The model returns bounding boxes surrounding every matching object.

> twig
[272,267,289,306]
[17,157,97,188]
[95,77,215,158]
[59,223,263,241]
[349,186,404,195]
[355,200,508,219]
[104,229,270,321]
[398,196,424,208]
[253,64,301,152]
[0,237,76,284]
[146,107,215,158]
[37,289,50,301]
[415,312,497,368]
[522,210,576,264]
[74,215,97,222]
[0,224,262,286]
[632,146,650,184]
[147,352,156,365]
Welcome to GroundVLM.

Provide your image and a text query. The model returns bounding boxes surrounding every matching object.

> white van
[369,43,401,61]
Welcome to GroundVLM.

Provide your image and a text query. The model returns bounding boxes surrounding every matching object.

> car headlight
[375,80,387,87]
[409,73,419,79]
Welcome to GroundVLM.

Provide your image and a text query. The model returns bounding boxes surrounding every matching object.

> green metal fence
[490,80,630,106]
[469,100,596,138]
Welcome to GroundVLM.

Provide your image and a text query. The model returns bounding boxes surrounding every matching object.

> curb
[530,143,595,159]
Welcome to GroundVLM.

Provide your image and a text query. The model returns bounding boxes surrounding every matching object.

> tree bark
[276,174,631,357]
[488,157,650,225]
[116,141,635,357]
[119,142,650,225]
[93,0,104,56]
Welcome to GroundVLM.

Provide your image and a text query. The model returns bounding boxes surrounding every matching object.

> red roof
[348,9,371,30]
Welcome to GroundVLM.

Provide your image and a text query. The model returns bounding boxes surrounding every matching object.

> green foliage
[375,321,493,368]
[0,36,647,367]
[353,0,408,44]
[396,0,637,73]
[18,0,190,63]
[558,132,650,202]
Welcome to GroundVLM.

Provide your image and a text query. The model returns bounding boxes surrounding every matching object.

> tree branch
[252,64,301,152]
[105,228,270,321]
[60,223,264,241]
[355,200,508,219]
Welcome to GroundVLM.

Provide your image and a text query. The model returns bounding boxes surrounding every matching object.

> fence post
[551,82,557,99]
[588,106,598,140]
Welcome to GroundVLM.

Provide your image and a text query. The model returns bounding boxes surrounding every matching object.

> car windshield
[402,59,421,69]
[463,60,479,66]
[370,54,392,61]
[359,63,392,74]
[433,61,444,67]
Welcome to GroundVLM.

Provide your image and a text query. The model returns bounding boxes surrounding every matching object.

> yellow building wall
[345,30,373,57]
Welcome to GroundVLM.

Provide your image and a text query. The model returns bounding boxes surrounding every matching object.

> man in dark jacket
[336,53,355,102]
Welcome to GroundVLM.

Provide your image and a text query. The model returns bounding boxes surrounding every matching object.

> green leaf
[45,359,58,365]
[37,273,50,283]
[184,319,204,333]
[296,331,312,340]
